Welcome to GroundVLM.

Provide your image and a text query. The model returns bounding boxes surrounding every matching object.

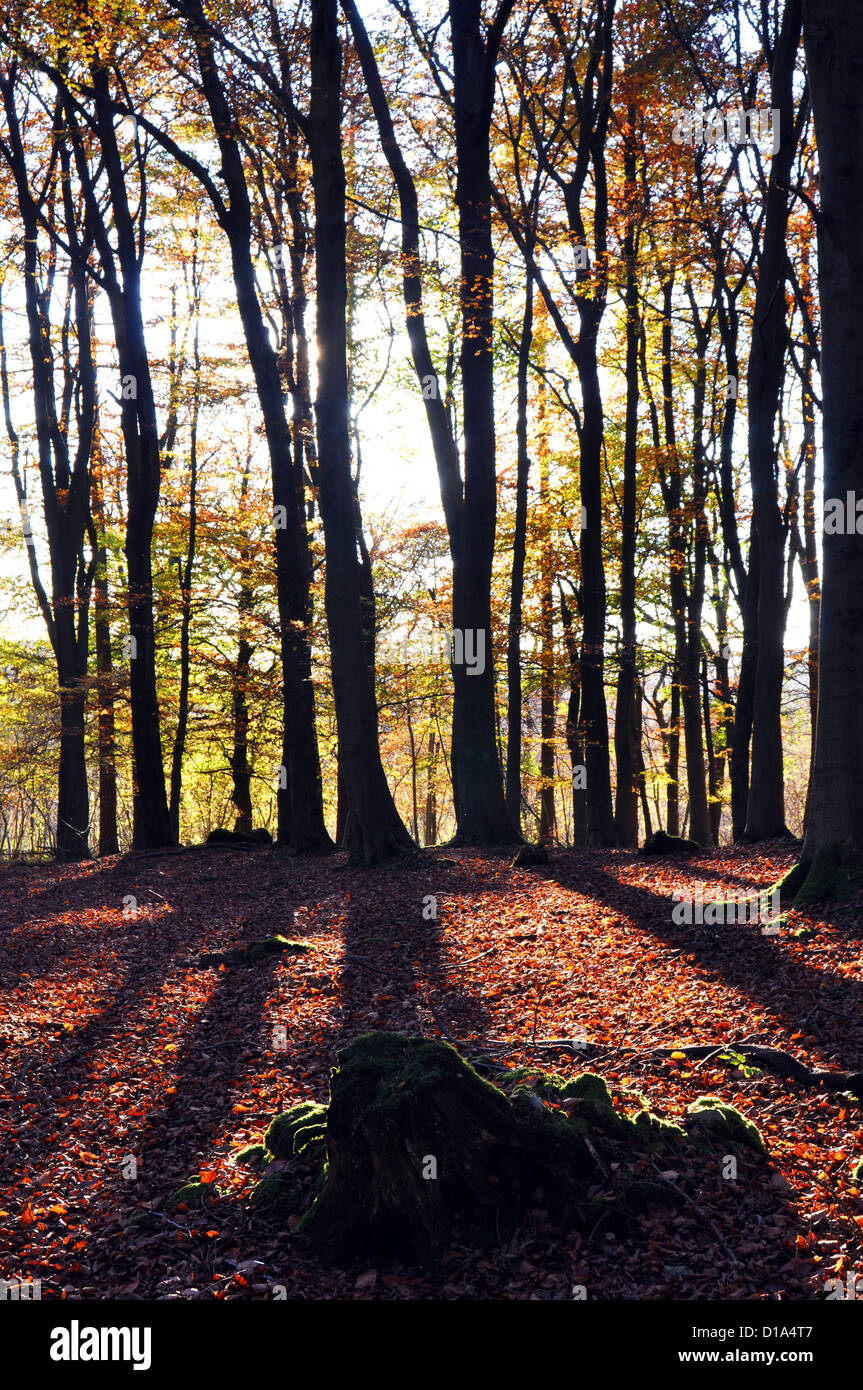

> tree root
[458,1038,863,1099]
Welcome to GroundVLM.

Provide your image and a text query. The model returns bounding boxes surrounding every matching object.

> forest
[1,0,863,1331]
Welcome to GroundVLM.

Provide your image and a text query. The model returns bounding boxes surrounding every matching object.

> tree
[0,64,96,859]
[783,0,863,899]
[743,0,803,841]
[307,0,414,863]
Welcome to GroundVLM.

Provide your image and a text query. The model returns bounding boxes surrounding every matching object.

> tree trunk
[682,303,712,845]
[342,0,515,843]
[181,0,331,855]
[538,370,556,846]
[0,79,95,860]
[744,0,803,841]
[230,634,254,834]
[424,727,438,847]
[613,123,641,847]
[91,431,119,856]
[79,69,173,849]
[505,274,533,827]
[169,322,200,842]
[448,0,519,844]
[560,585,587,847]
[731,524,758,840]
[308,0,413,863]
[792,0,863,893]
[798,227,820,827]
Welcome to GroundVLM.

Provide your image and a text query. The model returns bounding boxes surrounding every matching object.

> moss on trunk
[772,846,863,908]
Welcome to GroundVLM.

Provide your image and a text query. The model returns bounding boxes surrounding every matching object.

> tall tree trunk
[0,80,95,860]
[180,0,331,854]
[744,0,803,840]
[342,0,516,843]
[448,0,519,844]
[682,301,712,845]
[560,585,587,847]
[798,227,820,828]
[537,368,556,845]
[230,632,254,834]
[308,0,413,863]
[505,273,533,827]
[664,682,680,837]
[709,573,733,844]
[169,321,200,842]
[794,0,863,886]
[90,422,118,856]
[731,525,759,839]
[424,727,438,847]
[578,345,615,845]
[613,120,641,847]
[74,69,172,848]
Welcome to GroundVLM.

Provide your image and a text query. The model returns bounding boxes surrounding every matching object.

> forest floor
[1,840,862,1301]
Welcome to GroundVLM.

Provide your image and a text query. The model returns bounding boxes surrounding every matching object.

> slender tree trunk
[578,347,615,845]
[665,683,680,836]
[448,0,518,844]
[308,0,413,863]
[230,627,254,834]
[636,686,651,842]
[169,322,200,841]
[76,70,172,848]
[505,274,533,827]
[560,586,587,847]
[709,576,733,844]
[0,85,95,860]
[744,0,803,840]
[682,308,712,845]
[613,123,640,846]
[424,727,438,847]
[731,525,759,840]
[180,0,331,853]
[343,0,514,844]
[798,230,820,828]
[90,425,118,855]
[537,369,556,845]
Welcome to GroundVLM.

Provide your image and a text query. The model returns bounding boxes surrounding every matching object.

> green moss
[560,1072,615,1106]
[250,1170,301,1214]
[165,1179,219,1210]
[293,1122,327,1158]
[329,1031,514,1131]
[632,1109,687,1146]
[264,1102,328,1160]
[851,1157,863,1183]
[792,846,863,908]
[557,1072,633,1137]
[242,935,314,964]
[685,1096,766,1154]
[233,1143,268,1167]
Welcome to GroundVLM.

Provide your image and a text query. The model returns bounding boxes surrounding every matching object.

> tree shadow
[540,852,863,1071]
[0,845,817,1299]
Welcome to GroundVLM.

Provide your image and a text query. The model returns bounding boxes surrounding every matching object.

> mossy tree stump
[293,1032,767,1264]
[299,1033,602,1262]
